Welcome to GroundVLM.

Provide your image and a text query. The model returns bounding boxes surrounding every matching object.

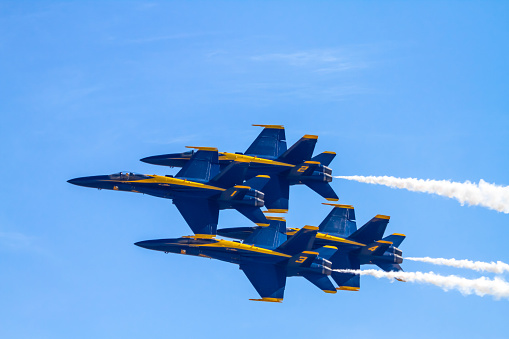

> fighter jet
[217,203,406,291]
[140,125,338,212]
[68,147,270,235]
[135,217,343,302]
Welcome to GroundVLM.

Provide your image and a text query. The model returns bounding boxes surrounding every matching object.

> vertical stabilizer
[245,125,287,158]
[318,203,357,237]
[244,217,288,249]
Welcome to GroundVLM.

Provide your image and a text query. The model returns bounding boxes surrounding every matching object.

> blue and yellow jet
[135,218,343,302]
[217,203,406,290]
[140,125,338,212]
[68,147,270,235]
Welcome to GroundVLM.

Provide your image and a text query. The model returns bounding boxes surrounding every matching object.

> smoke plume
[336,176,509,213]
[337,269,509,299]
[405,257,509,274]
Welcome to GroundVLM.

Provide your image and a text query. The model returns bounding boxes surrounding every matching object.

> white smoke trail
[336,176,509,213]
[337,269,509,299]
[405,257,509,274]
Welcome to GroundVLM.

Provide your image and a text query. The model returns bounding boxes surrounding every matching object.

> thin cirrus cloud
[250,49,368,73]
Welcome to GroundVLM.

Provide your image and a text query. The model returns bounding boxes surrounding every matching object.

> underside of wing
[263,176,290,211]
[241,262,286,302]
[173,198,219,235]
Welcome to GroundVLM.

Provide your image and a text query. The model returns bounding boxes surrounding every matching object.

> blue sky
[1,1,508,338]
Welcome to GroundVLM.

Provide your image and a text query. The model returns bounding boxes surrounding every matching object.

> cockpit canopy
[109,172,151,180]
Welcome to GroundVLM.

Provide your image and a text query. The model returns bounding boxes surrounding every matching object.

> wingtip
[252,124,284,129]
[249,297,283,303]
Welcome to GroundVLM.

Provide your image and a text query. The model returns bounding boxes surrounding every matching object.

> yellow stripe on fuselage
[219,152,294,167]
[315,233,366,246]
[285,229,366,247]
[109,175,226,191]
[193,239,291,258]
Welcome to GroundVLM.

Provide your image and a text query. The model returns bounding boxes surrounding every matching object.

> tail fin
[262,176,290,211]
[359,240,393,257]
[318,203,357,237]
[244,174,271,192]
[218,175,270,225]
[235,206,268,226]
[303,274,337,294]
[375,262,404,273]
[278,135,318,165]
[218,175,270,205]
[209,161,248,187]
[310,151,336,167]
[176,147,220,180]
[348,215,390,244]
[243,217,288,249]
[330,251,360,291]
[305,182,339,201]
[277,225,318,255]
[289,245,338,294]
[382,233,406,248]
[245,125,287,158]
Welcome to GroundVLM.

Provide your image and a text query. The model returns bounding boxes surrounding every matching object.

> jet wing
[263,176,290,211]
[241,262,287,302]
[173,198,219,235]
[176,147,220,181]
[245,125,287,158]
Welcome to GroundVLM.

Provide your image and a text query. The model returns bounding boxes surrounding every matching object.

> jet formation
[68,124,405,302]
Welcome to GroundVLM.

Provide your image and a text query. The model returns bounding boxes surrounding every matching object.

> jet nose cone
[67,175,108,188]
[134,240,152,249]
[134,239,180,252]
[67,177,88,186]
[140,155,167,165]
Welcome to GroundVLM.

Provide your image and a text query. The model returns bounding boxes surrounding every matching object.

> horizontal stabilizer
[235,206,268,225]
[244,217,287,249]
[303,273,337,294]
[348,215,390,244]
[315,245,338,260]
[262,176,290,211]
[244,175,271,192]
[318,203,357,237]
[375,262,404,273]
[241,262,286,301]
[330,252,360,291]
[310,151,336,167]
[210,161,248,188]
[278,135,318,165]
[277,226,318,256]
[305,182,339,201]
[382,233,406,248]
[334,274,360,291]
[176,148,220,181]
[173,198,219,235]
[359,240,392,257]
[245,125,287,159]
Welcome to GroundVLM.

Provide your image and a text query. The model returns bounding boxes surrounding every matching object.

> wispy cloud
[145,134,199,145]
[126,32,218,44]
[250,49,368,73]
[0,231,33,250]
